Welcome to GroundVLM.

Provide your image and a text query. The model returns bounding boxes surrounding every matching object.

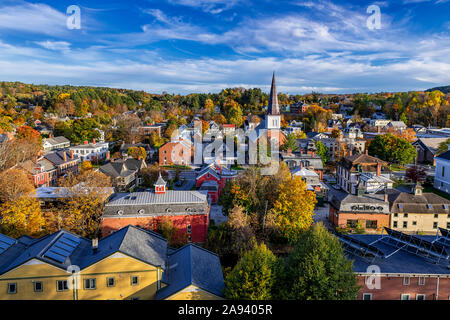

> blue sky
[0,0,449,94]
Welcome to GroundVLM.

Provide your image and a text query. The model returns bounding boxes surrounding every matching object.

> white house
[69,140,109,162]
[434,145,450,194]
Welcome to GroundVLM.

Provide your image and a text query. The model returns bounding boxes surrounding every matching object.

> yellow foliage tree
[0,196,45,237]
[271,176,316,242]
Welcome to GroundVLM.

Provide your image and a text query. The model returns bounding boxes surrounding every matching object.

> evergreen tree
[277,223,360,300]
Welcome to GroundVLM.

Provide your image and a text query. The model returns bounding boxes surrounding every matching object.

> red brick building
[329,188,390,233]
[159,139,191,166]
[196,162,237,204]
[101,176,210,243]
[336,230,450,300]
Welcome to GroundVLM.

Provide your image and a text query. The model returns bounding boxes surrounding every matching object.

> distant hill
[426,86,450,94]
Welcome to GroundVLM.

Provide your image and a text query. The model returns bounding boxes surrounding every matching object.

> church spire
[267,72,280,115]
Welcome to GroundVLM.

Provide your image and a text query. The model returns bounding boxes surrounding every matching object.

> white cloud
[34,41,71,52]
[0,2,68,36]
[167,0,243,14]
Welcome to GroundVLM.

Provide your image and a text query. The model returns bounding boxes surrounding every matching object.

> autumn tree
[127,146,147,160]
[270,176,316,243]
[224,242,279,300]
[0,168,34,202]
[226,206,255,256]
[80,161,93,173]
[212,113,227,125]
[224,99,244,128]
[405,165,427,183]
[140,165,169,188]
[277,223,360,300]
[0,196,45,237]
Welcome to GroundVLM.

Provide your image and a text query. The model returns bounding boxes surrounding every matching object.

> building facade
[434,147,450,195]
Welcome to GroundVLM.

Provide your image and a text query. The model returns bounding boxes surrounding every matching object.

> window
[403,221,408,228]
[447,222,450,229]
[347,220,358,228]
[366,220,377,229]
[401,294,410,300]
[412,221,417,226]
[434,213,438,218]
[418,277,425,286]
[107,277,115,287]
[131,276,139,286]
[56,280,68,292]
[187,224,192,234]
[433,222,438,229]
[84,278,96,290]
[403,276,410,285]
[188,235,192,242]
[416,294,426,300]
[362,293,372,300]
[34,281,43,292]
[394,213,398,218]
[404,213,408,218]
[442,166,445,177]
[393,221,398,228]
[7,283,17,294]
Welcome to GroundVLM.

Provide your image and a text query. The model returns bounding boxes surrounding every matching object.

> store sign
[351,204,384,212]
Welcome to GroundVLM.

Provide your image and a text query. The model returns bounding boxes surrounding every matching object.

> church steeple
[265,72,281,130]
[267,72,280,115]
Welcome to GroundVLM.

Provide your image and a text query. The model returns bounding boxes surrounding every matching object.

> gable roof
[43,136,70,147]
[99,158,145,178]
[413,138,448,154]
[44,151,79,166]
[0,225,169,275]
[155,244,224,299]
[436,150,450,161]
[390,192,450,214]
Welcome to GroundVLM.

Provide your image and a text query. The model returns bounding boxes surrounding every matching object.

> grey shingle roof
[155,244,224,299]
[99,158,145,179]
[436,150,450,161]
[44,151,79,166]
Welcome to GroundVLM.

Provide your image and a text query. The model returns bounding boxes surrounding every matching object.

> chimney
[300,161,303,170]
[365,149,368,155]
[376,163,381,176]
[384,192,388,202]
[312,151,315,158]
[69,150,74,159]
[138,155,142,161]
[62,151,67,162]
[287,148,292,155]
[93,139,96,145]
[132,140,135,145]
[84,140,88,145]
[106,151,110,161]
[92,238,98,253]
[349,149,353,157]
[49,134,53,139]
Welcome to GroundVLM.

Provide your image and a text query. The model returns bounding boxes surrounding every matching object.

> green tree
[278,223,360,300]
[315,141,329,164]
[224,242,279,300]
[368,133,416,165]
[281,133,299,152]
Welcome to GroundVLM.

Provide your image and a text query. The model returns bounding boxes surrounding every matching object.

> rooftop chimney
[365,149,368,155]
[49,134,53,139]
[84,140,88,145]
[376,163,381,177]
[69,150,74,159]
[62,151,67,162]
[384,192,388,202]
[349,149,353,157]
[93,139,96,145]
[106,151,110,161]
[92,238,98,253]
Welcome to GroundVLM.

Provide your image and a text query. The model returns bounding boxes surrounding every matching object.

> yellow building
[0,225,224,300]
[389,184,450,235]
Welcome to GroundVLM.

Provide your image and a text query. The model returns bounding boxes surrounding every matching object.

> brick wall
[358,275,450,300]
[101,214,209,243]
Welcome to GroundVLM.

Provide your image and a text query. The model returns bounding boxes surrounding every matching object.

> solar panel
[43,233,80,263]
[383,227,448,262]
[337,234,385,262]
[44,251,66,263]
[439,228,450,239]
[0,234,16,254]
